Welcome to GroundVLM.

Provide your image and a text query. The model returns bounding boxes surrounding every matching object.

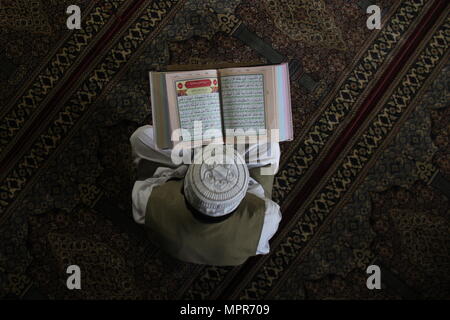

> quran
[149,63,293,149]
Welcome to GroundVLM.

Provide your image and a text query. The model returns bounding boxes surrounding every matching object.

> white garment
[130,125,282,255]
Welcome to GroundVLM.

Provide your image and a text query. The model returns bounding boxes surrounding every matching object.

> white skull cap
[184,145,249,217]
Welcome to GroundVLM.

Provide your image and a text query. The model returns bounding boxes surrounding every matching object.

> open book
[149,63,293,149]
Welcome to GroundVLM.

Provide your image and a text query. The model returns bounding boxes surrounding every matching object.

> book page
[274,63,293,142]
[165,70,223,143]
[219,66,278,138]
[220,74,266,130]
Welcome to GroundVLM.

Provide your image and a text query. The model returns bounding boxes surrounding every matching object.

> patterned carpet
[0,0,449,299]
